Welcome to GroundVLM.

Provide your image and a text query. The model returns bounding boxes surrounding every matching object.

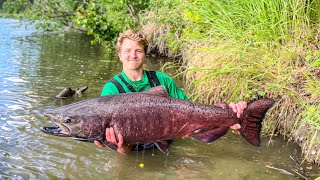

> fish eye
[63,117,72,123]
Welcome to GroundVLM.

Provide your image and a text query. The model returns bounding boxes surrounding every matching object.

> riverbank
[141,0,320,165]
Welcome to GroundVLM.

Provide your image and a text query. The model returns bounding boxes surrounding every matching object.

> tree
[2,0,150,44]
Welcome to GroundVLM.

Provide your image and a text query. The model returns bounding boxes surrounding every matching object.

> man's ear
[118,51,122,61]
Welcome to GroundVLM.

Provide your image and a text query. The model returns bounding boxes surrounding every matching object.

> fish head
[44,107,105,139]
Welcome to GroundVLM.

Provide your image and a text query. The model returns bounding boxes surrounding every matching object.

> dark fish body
[44,86,275,153]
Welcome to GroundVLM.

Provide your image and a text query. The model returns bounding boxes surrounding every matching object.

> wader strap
[109,78,126,93]
[146,71,161,87]
[118,74,137,92]
[108,71,161,93]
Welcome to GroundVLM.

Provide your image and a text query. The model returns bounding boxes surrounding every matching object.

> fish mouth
[40,126,72,137]
[43,112,71,136]
[40,126,101,142]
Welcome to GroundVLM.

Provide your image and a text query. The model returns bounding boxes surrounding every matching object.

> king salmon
[42,86,275,154]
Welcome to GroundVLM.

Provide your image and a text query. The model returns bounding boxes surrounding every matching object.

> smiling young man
[94,30,246,154]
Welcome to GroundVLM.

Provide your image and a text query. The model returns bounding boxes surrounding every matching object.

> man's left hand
[228,101,247,131]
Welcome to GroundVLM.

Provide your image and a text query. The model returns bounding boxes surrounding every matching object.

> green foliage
[188,0,320,46]
[143,0,320,58]
[4,0,150,43]
[2,0,31,13]
[141,0,188,56]
[305,50,320,67]
[75,0,149,44]
[17,0,80,31]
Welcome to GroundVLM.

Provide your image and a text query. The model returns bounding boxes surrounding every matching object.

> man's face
[118,38,145,71]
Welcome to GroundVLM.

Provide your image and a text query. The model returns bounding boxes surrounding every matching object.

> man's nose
[130,51,137,58]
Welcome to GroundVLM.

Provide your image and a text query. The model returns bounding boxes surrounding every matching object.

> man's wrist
[117,144,133,154]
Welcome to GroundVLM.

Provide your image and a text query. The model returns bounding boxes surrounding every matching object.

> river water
[0,18,319,179]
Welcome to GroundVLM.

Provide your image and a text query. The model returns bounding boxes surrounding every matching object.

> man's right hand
[94,127,132,154]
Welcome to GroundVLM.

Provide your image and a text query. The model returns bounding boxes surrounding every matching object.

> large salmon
[42,86,275,154]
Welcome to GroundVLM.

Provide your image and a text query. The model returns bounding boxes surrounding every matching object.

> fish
[42,86,275,154]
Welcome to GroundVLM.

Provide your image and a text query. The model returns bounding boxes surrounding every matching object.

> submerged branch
[265,165,295,176]
[290,155,312,180]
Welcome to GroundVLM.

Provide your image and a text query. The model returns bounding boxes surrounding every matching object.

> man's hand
[94,127,132,154]
[229,101,247,118]
[228,101,247,131]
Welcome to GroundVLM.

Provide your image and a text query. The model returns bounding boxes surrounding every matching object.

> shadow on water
[0,18,319,179]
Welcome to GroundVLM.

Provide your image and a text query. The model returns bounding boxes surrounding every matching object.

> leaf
[258,90,265,97]
[305,55,313,62]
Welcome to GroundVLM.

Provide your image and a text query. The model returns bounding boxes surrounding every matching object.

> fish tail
[239,98,275,146]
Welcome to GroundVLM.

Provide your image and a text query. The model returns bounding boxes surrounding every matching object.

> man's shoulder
[101,79,120,96]
[108,73,121,81]
[105,80,117,86]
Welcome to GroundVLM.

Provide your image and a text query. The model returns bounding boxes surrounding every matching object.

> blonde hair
[116,30,148,52]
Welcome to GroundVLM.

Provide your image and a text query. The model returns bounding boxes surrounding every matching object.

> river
[0,18,319,179]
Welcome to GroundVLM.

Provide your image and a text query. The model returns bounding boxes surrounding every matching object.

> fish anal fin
[191,127,229,143]
[144,86,169,97]
[154,140,170,155]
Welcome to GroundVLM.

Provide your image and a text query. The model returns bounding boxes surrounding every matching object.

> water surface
[0,18,319,179]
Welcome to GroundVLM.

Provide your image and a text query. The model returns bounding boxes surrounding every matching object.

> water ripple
[3,77,28,83]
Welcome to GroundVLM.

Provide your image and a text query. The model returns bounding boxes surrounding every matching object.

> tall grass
[194,0,319,42]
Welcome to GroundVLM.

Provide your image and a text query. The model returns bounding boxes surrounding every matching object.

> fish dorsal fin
[144,86,169,97]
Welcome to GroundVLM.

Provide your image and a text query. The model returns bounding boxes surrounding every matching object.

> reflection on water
[0,18,319,179]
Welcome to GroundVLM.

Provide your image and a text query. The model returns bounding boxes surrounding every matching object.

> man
[94,30,246,154]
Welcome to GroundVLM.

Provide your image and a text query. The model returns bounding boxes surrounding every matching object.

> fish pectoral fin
[154,140,170,155]
[191,127,229,143]
[100,139,118,151]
